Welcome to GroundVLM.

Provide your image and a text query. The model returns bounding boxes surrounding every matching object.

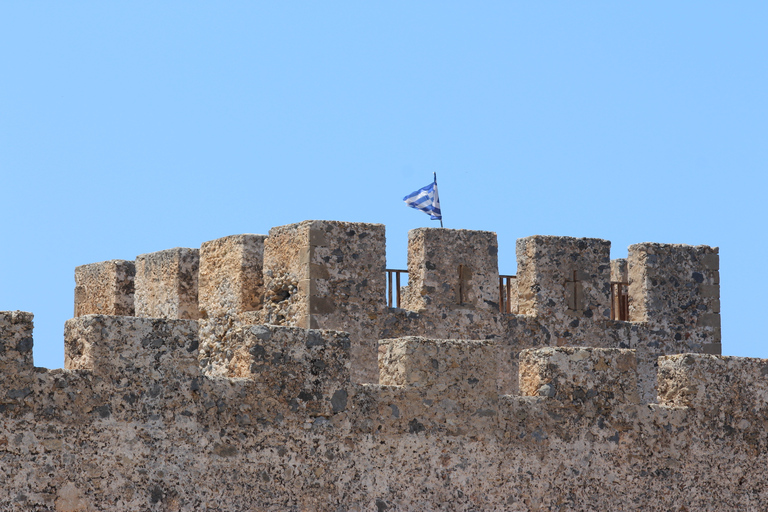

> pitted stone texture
[379,336,498,399]
[135,247,200,320]
[74,260,135,317]
[519,347,639,406]
[64,314,200,381]
[198,234,266,318]
[516,236,612,322]
[262,223,312,327]
[628,243,720,349]
[0,310,34,373]
[610,258,628,283]
[658,354,768,413]
[2,312,768,510]
[263,220,386,384]
[4,218,750,509]
[70,223,721,403]
[197,311,263,376]
[402,228,499,313]
[227,325,351,416]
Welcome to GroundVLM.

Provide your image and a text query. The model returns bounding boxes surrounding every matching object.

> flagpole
[434,172,443,228]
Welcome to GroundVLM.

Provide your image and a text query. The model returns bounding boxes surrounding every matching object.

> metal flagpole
[434,172,443,228]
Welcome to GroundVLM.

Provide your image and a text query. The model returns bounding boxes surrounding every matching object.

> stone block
[262,222,313,326]
[519,347,639,406]
[64,315,200,381]
[610,258,628,283]
[226,325,351,416]
[198,234,266,318]
[658,354,768,414]
[702,253,719,270]
[402,228,499,313]
[263,220,386,384]
[0,311,34,374]
[74,260,135,317]
[628,243,721,346]
[378,337,498,400]
[135,247,200,320]
[516,236,612,321]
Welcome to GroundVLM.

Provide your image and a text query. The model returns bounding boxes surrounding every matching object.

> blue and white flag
[404,175,442,221]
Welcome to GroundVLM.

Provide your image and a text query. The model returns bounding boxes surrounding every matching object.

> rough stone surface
[610,258,628,283]
[262,220,386,384]
[402,228,499,313]
[657,353,768,411]
[519,347,639,406]
[628,242,720,342]
[379,336,497,397]
[516,235,612,321]
[3,318,768,510]
[198,234,266,318]
[74,259,135,317]
[0,219,746,510]
[135,247,200,320]
[0,310,34,374]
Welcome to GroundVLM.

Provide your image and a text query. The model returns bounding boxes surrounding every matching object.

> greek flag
[404,175,442,221]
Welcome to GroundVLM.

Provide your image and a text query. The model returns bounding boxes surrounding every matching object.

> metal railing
[386,269,518,312]
[498,275,517,313]
[610,281,629,321]
[386,269,407,308]
[386,270,628,319]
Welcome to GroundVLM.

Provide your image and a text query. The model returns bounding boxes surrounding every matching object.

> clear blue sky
[1,3,766,370]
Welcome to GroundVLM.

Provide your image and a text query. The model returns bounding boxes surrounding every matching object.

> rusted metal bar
[498,275,516,314]
[499,276,504,313]
[386,269,408,308]
[396,271,402,308]
[610,281,629,321]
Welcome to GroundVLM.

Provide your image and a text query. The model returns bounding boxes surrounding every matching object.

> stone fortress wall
[2,220,761,511]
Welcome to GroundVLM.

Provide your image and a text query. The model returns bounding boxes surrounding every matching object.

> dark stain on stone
[149,485,163,503]
[16,337,33,353]
[94,405,111,418]
[408,418,425,434]
[331,389,348,413]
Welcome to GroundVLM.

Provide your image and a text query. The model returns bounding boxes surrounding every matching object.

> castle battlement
[72,220,720,398]
[1,220,745,511]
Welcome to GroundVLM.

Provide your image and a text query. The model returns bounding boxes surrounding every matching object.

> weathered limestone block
[303,221,386,328]
[262,222,311,326]
[64,315,200,381]
[628,243,720,352]
[263,220,386,384]
[379,337,498,400]
[376,336,501,434]
[135,247,200,320]
[657,354,768,415]
[0,311,34,374]
[197,310,264,377]
[226,325,351,416]
[198,234,266,318]
[402,228,499,313]
[516,236,612,322]
[519,347,639,406]
[74,259,135,316]
[610,258,628,283]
